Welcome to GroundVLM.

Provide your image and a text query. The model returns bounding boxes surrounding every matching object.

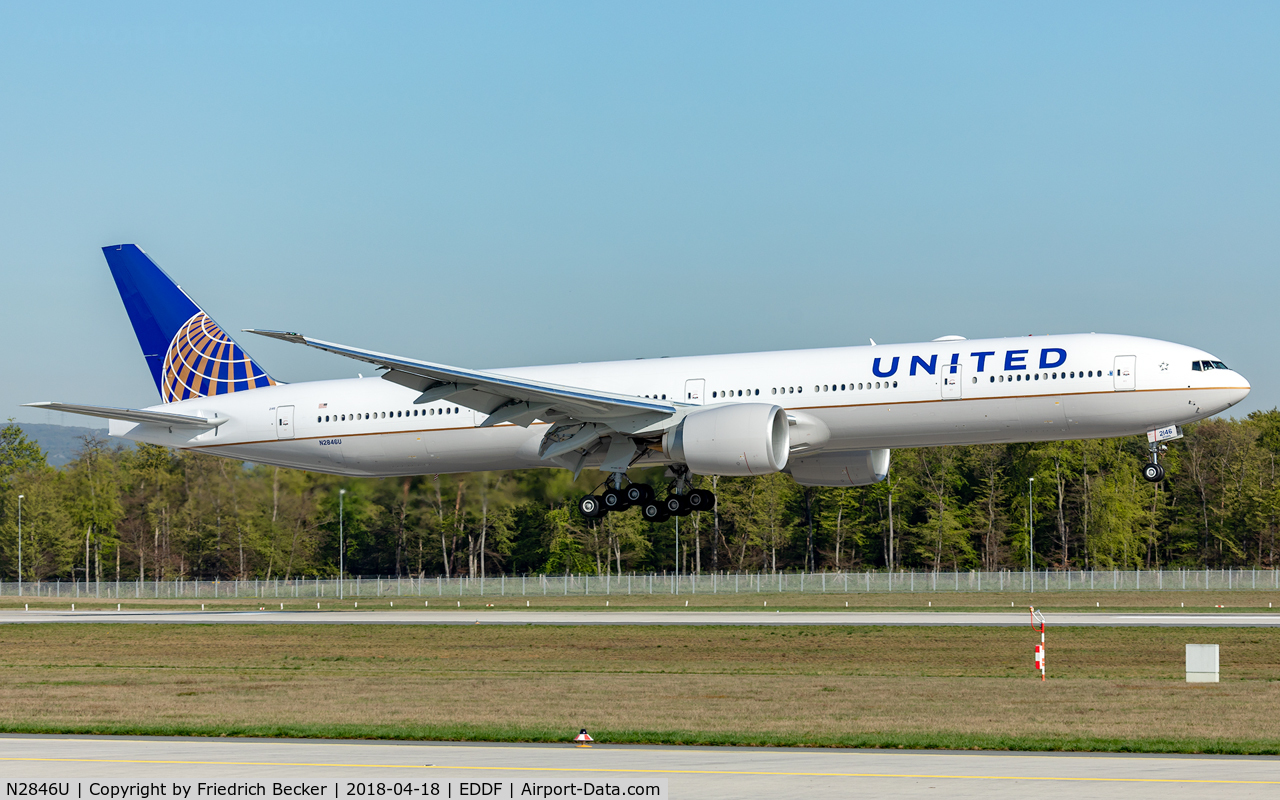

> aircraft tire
[602,487,628,512]
[687,489,716,511]
[640,501,665,522]
[624,484,650,505]
[578,495,604,519]
[1142,463,1164,483]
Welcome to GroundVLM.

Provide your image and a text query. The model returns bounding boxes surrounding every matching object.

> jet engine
[786,448,890,487]
[662,403,790,476]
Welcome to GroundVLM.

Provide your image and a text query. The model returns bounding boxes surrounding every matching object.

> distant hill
[13,423,133,468]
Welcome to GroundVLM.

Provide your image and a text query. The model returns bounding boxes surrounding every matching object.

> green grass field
[0,622,1277,753]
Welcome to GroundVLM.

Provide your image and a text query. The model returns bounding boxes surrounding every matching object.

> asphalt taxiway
[0,735,1276,800]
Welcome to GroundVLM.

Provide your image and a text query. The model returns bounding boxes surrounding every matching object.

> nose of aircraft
[1229,370,1251,407]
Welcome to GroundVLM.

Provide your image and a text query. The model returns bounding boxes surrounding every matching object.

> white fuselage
[109,333,1250,477]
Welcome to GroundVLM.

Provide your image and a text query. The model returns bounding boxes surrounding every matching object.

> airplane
[28,244,1251,522]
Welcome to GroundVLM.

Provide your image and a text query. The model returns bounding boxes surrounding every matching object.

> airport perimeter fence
[2,567,1278,600]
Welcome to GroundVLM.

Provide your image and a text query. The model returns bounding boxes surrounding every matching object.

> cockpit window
[1211,361,1228,370]
[1192,361,1202,371]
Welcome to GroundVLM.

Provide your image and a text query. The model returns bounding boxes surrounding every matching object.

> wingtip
[243,329,307,345]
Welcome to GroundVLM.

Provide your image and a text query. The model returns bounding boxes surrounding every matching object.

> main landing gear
[578,467,716,522]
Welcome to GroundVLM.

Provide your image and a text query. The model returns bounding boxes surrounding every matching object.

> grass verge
[0,623,1277,753]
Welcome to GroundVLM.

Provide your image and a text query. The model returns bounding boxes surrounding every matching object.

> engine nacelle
[662,403,790,476]
[786,449,890,487]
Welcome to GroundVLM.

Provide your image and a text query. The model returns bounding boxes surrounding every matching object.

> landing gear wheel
[664,494,692,517]
[1142,462,1165,483]
[687,489,716,511]
[578,495,604,519]
[602,487,628,512]
[640,501,669,523]
[624,484,654,505]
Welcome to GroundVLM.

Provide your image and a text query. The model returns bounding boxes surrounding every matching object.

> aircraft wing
[23,402,229,429]
[244,329,678,433]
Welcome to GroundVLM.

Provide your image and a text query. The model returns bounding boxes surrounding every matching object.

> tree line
[1,411,1278,582]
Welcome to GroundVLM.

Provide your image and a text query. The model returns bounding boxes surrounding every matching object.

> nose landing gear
[1142,461,1165,483]
[1142,425,1182,483]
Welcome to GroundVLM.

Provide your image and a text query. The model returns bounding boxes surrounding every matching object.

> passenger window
[989,376,994,383]
[971,377,977,384]
[892,381,898,388]
[754,389,759,395]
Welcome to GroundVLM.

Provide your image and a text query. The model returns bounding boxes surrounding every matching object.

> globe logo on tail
[161,312,275,403]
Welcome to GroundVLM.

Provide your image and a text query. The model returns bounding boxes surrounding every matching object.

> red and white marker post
[1030,606,1046,681]
[574,729,594,747]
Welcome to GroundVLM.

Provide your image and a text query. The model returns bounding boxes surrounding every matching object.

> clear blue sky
[3,2,1278,426]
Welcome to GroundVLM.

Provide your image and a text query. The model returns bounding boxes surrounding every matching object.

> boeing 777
[28,244,1251,521]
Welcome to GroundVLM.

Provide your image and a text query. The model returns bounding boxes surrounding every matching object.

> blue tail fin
[103,244,276,403]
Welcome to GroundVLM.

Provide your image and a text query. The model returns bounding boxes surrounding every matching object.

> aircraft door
[684,379,706,405]
[941,364,962,399]
[1113,356,1136,391]
[275,405,295,439]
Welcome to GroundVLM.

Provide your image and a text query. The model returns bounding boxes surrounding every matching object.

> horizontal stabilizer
[24,402,229,429]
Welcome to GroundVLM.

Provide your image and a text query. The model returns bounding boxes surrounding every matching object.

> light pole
[339,489,346,600]
[17,494,23,597]
[675,515,679,592]
[1028,478,1034,593]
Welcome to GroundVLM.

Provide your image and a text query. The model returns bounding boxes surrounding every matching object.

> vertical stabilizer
[103,244,275,403]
